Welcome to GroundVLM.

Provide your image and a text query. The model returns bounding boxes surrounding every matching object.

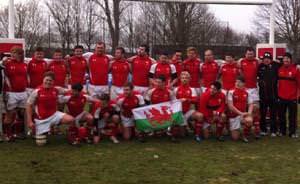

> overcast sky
[1,0,258,33]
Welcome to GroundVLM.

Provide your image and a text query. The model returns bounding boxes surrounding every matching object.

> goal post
[125,0,273,5]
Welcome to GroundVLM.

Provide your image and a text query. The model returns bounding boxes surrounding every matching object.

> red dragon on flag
[144,106,174,127]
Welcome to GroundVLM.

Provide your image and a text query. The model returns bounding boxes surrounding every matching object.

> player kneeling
[92,94,120,144]
[116,82,145,140]
[174,71,198,139]
[61,83,99,144]
[227,77,254,143]
[196,81,227,141]
[26,72,76,146]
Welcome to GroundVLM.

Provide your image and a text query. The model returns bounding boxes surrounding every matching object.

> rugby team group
[0,41,299,146]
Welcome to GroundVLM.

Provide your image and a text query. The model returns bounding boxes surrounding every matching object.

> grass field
[1,135,300,184]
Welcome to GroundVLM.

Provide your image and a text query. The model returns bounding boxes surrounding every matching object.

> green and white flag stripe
[132,100,184,132]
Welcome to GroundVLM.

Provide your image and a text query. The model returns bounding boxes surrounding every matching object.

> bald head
[204,49,214,62]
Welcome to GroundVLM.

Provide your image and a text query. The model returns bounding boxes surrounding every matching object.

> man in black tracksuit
[257,52,281,136]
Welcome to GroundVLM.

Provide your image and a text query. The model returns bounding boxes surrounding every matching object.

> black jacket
[257,62,282,101]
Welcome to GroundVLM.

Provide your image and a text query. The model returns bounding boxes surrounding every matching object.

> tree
[95,0,131,52]
[0,1,46,54]
[82,0,101,51]
[46,0,74,53]
[254,0,300,57]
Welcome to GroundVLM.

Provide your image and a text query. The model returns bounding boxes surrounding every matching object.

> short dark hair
[54,48,62,53]
[116,47,126,54]
[236,76,245,83]
[99,93,110,101]
[224,52,234,58]
[212,81,222,91]
[160,51,169,56]
[35,47,44,52]
[74,45,84,50]
[43,71,55,80]
[140,44,149,53]
[96,41,106,47]
[124,82,134,90]
[245,47,255,53]
[156,75,166,82]
[284,52,292,60]
[71,83,83,91]
[174,49,182,53]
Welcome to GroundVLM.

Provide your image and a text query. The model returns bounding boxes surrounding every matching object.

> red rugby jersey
[198,89,226,118]
[48,60,67,87]
[131,55,153,87]
[220,63,239,90]
[68,56,87,85]
[88,54,110,85]
[183,58,201,88]
[200,60,219,88]
[28,58,48,88]
[174,84,197,113]
[227,88,252,117]
[4,59,28,92]
[278,64,300,100]
[116,94,144,118]
[240,58,259,88]
[111,59,130,87]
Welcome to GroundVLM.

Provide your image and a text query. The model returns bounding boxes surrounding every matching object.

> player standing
[48,49,68,88]
[27,47,48,91]
[277,53,300,138]
[200,50,220,92]
[129,44,155,95]
[219,53,239,94]
[110,47,131,99]
[67,45,88,87]
[3,47,28,141]
[171,50,183,86]
[88,42,111,97]
[257,52,281,137]
[183,47,202,94]
[239,47,261,138]
[149,52,177,88]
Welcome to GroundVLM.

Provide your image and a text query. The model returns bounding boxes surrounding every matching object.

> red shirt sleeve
[216,93,226,114]
[198,91,209,117]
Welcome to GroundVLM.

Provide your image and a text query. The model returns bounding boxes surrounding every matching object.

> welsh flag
[132,100,184,132]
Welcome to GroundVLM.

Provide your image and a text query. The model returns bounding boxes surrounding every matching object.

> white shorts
[34,111,65,135]
[193,87,202,95]
[110,85,124,100]
[58,95,65,104]
[134,86,149,96]
[246,88,259,102]
[203,122,211,130]
[88,84,109,97]
[97,119,106,129]
[74,111,88,127]
[229,116,242,131]
[6,91,28,110]
[183,109,196,126]
[26,88,35,95]
[121,115,134,128]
